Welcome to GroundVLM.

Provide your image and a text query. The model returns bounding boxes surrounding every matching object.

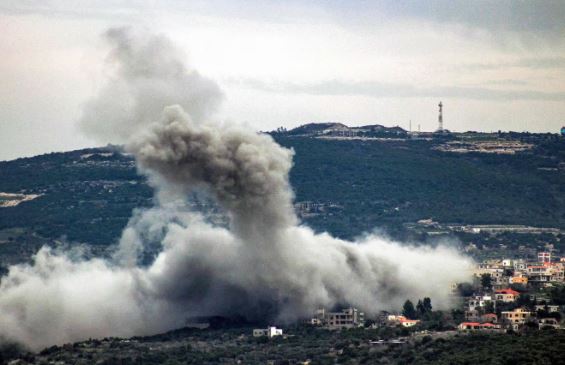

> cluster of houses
[253,251,563,338]
[459,252,564,331]
[474,252,565,287]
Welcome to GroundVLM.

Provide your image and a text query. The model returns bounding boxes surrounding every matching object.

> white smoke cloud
[0,27,474,351]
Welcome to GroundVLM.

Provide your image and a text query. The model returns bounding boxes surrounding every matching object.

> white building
[467,295,493,311]
[538,252,551,264]
[253,326,283,338]
[534,304,561,313]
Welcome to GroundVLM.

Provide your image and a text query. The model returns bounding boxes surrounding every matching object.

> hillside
[2,325,564,364]
[0,130,564,265]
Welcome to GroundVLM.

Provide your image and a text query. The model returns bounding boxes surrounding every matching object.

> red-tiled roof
[495,288,520,295]
[482,313,497,318]
[460,322,480,326]
[479,323,496,327]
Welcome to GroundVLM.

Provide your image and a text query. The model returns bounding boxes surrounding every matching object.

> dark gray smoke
[0,28,473,351]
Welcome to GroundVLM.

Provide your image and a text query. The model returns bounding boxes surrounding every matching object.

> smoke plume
[79,27,223,144]
[0,28,473,351]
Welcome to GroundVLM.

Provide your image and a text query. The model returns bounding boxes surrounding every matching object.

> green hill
[0,132,564,265]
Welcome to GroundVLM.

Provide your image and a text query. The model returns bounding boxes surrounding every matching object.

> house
[509,276,528,285]
[501,308,534,326]
[538,318,560,330]
[387,315,419,327]
[253,326,283,338]
[513,259,527,272]
[467,295,493,311]
[527,265,552,283]
[495,288,520,302]
[538,252,551,264]
[399,319,420,327]
[465,310,480,322]
[458,322,499,331]
[387,314,407,322]
[534,304,560,313]
[474,268,506,286]
[312,307,364,329]
[502,259,513,267]
[480,313,498,323]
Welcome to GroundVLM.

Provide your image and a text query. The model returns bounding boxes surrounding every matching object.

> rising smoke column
[0,27,473,351]
[79,27,223,144]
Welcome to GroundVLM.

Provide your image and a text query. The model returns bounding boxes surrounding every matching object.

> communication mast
[437,101,444,132]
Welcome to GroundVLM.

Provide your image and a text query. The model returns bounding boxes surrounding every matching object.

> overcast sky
[1,0,564,160]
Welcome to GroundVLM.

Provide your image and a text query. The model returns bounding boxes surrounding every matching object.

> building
[495,288,520,302]
[467,295,493,311]
[386,314,420,328]
[539,318,560,330]
[312,307,364,329]
[465,310,480,322]
[474,267,507,287]
[480,313,498,323]
[513,259,527,271]
[253,326,283,338]
[501,308,533,326]
[534,304,561,313]
[399,319,420,327]
[458,322,499,331]
[527,265,553,283]
[538,252,551,264]
[509,276,528,285]
[502,259,513,267]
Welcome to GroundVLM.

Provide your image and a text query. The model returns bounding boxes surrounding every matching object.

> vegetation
[0,135,563,264]
[3,325,564,365]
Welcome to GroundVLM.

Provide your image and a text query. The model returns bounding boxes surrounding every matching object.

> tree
[403,300,417,320]
[481,274,492,290]
[416,300,425,318]
[423,297,432,313]
[484,301,495,314]
[517,294,534,311]
[451,309,465,323]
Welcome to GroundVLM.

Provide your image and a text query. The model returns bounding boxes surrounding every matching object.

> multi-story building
[467,295,493,311]
[495,288,520,302]
[527,265,553,283]
[538,252,551,264]
[513,259,527,272]
[501,308,533,326]
[534,304,561,313]
[312,307,364,329]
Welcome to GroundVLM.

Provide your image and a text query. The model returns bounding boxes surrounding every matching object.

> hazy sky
[1,0,564,160]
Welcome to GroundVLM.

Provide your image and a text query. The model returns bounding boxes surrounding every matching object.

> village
[252,251,565,340]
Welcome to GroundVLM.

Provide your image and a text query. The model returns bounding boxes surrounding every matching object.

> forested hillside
[0,134,564,264]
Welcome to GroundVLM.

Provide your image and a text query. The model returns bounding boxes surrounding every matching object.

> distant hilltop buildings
[270,102,565,140]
